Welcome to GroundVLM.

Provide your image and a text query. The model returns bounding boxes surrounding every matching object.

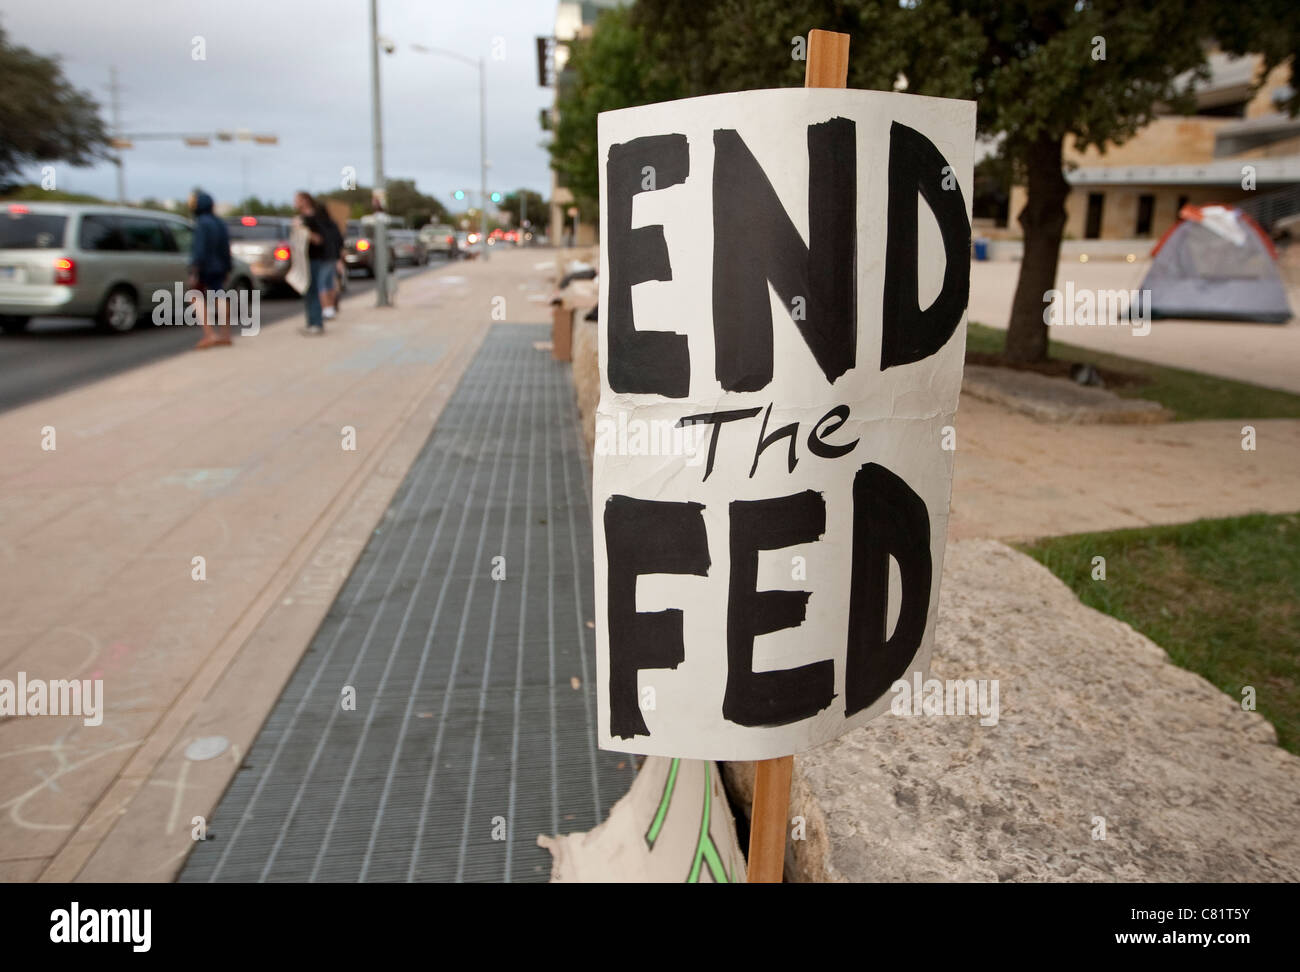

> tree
[0,24,111,181]
[384,178,449,229]
[0,184,104,204]
[549,6,685,219]
[914,0,1296,363]
[500,189,547,229]
[235,195,295,216]
[630,0,1298,364]
[322,186,373,219]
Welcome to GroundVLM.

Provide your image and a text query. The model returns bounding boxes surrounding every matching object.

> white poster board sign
[595,88,975,761]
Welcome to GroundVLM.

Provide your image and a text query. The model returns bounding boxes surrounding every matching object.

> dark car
[225,216,294,293]
[343,219,395,278]
[389,228,428,266]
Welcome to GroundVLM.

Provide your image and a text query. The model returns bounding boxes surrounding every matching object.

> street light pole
[109,67,125,204]
[409,43,490,262]
[369,0,390,306]
[478,56,489,263]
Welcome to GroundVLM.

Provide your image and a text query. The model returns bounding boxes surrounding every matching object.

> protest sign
[595,85,975,762]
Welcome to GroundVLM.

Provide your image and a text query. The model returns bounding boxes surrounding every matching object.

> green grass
[966,322,1300,421]
[1018,513,1300,754]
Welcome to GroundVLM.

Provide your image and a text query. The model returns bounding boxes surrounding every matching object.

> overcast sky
[2,0,557,207]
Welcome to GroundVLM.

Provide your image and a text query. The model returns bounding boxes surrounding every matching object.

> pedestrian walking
[292,191,341,335]
[322,216,345,320]
[188,189,232,349]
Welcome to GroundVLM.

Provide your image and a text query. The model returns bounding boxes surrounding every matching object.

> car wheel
[0,315,30,335]
[97,287,138,332]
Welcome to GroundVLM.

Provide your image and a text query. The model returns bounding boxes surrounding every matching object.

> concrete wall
[1005,183,1255,241]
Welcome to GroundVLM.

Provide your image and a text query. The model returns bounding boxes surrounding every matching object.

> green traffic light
[453,190,465,200]
[490,192,502,203]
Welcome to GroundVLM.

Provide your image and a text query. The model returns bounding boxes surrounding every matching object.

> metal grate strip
[180,324,633,883]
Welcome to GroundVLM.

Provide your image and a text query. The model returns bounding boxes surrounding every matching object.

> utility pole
[404,43,490,260]
[109,67,125,204]
[478,55,489,263]
[369,0,390,306]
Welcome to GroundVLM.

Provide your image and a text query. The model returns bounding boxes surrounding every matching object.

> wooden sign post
[746,27,851,885]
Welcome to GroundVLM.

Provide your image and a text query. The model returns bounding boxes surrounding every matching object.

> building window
[1136,194,1155,237]
[1085,193,1104,239]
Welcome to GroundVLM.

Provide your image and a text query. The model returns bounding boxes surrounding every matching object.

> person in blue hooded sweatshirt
[188,189,233,348]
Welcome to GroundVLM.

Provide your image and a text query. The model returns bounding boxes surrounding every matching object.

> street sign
[594,87,974,761]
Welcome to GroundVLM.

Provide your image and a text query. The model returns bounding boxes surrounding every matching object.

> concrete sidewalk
[969,257,1300,394]
[0,249,560,881]
[949,394,1300,541]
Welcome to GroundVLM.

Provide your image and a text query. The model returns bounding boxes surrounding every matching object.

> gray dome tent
[1141,204,1292,324]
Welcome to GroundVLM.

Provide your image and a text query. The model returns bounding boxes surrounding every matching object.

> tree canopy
[0,23,111,181]
[551,0,1298,361]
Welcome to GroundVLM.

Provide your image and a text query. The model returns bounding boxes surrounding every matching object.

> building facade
[1008,54,1299,242]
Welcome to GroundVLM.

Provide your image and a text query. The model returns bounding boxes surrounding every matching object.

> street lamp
[369,0,391,306]
[408,42,490,262]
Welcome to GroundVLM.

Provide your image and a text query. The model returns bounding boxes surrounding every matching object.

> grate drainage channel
[180,323,633,883]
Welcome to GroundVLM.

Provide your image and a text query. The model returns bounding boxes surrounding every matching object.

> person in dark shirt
[293,191,340,333]
[188,189,233,348]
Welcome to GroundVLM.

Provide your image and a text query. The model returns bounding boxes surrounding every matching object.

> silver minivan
[0,201,256,334]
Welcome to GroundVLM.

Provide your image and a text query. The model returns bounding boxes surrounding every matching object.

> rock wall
[728,538,1300,882]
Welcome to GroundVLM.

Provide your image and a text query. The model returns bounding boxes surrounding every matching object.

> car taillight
[446,236,453,244]
[54,258,76,285]
[356,239,371,251]
[9,204,30,215]
[273,246,290,261]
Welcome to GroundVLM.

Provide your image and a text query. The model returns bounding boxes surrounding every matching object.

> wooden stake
[746,755,794,882]
[804,29,850,89]
[746,27,851,885]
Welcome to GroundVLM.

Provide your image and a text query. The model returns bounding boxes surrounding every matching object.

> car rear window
[0,211,67,249]
[227,221,288,240]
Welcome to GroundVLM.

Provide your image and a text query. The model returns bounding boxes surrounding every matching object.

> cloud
[2,0,556,206]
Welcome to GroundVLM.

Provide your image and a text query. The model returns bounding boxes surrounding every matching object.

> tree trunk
[1004,133,1069,364]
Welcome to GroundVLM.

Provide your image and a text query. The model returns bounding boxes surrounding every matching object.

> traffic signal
[490,191,502,204]
[453,189,466,201]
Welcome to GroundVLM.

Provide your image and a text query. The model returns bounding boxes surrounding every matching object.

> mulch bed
[966,351,1151,390]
